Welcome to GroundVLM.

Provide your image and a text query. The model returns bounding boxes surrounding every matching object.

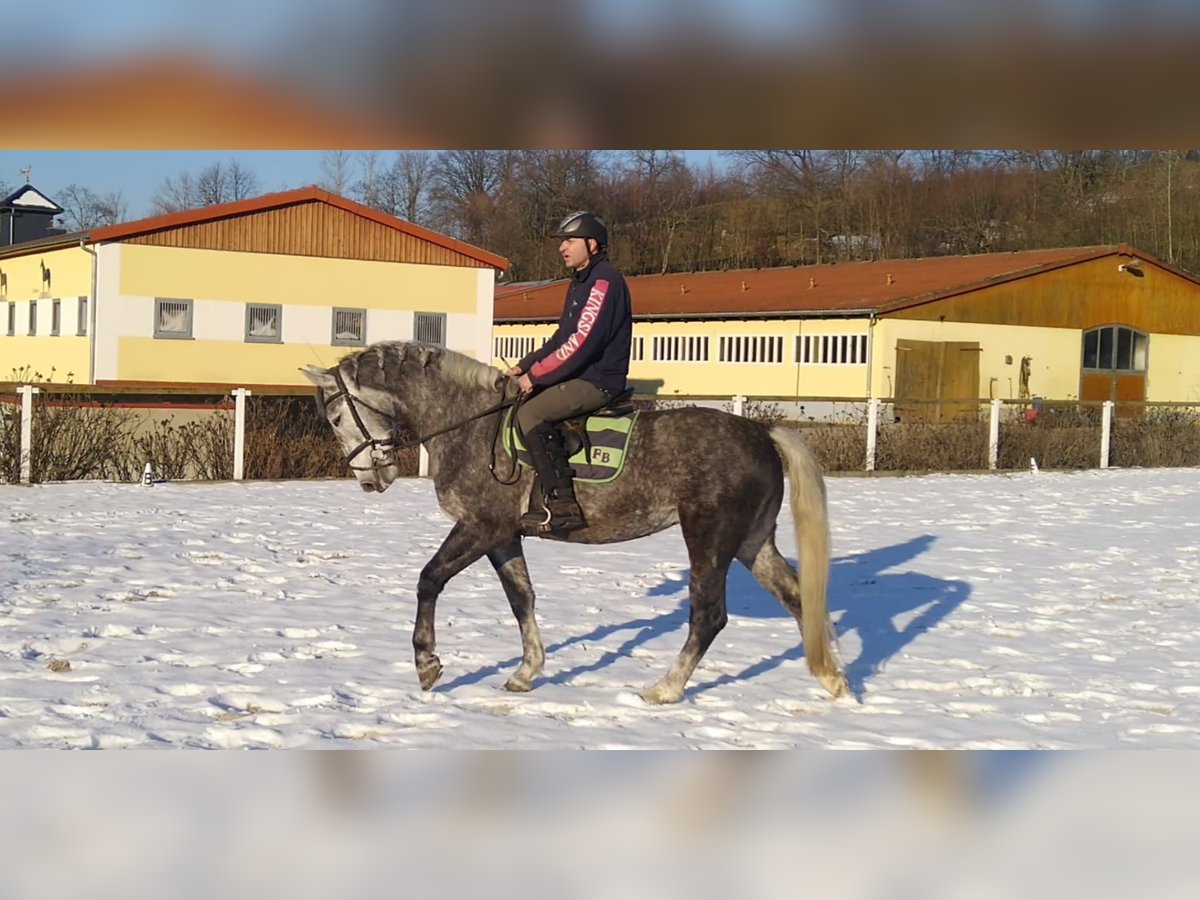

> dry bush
[0,399,18,483]
[1110,408,1200,468]
[126,412,233,481]
[788,423,866,472]
[998,423,1100,469]
[876,421,989,471]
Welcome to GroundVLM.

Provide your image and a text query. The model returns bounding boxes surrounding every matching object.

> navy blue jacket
[518,254,632,395]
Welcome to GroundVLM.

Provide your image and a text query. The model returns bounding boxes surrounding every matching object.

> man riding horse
[504,211,634,535]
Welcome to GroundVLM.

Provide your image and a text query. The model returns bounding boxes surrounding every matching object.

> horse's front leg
[487,538,544,692]
[413,521,497,691]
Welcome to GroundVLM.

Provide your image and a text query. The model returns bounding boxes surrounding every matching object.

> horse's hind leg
[487,539,545,692]
[740,536,810,634]
[642,558,730,704]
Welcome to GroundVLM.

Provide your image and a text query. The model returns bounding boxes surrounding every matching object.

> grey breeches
[516,379,610,434]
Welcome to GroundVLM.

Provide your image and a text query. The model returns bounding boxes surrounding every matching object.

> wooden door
[895,339,981,422]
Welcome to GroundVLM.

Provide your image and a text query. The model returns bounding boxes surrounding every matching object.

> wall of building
[492,317,873,399]
[1145,333,1200,402]
[97,244,488,384]
[0,245,93,382]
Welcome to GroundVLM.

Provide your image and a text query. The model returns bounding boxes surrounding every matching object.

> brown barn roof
[0,186,510,270]
[495,245,1178,321]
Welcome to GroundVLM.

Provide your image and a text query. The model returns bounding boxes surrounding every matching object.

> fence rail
[3,385,1198,484]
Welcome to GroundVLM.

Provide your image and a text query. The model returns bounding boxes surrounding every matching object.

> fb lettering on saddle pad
[505,410,639,483]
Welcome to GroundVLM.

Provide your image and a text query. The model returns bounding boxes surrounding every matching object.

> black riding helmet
[553,210,608,248]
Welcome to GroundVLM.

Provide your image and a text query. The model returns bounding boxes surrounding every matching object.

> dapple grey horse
[303,341,846,704]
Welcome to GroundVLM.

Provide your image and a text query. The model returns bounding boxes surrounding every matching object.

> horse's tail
[769,427,847,699]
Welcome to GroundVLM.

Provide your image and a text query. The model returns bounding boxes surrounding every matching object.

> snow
[2,467,1198,748]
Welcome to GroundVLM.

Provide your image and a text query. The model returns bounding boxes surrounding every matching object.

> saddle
[558,388,636,460]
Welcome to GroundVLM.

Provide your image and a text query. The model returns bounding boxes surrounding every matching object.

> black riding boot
[520,423,586,535]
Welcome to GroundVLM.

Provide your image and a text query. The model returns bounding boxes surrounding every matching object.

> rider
[505,210,633,534]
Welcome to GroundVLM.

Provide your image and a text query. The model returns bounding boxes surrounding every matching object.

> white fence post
[1100,400,1114,469]
[988,398,1002,470]
[232,388,251,481]
[865,397,880,471]
[18,385,39,484]
[732,395,746,417]
[419,445,430,477]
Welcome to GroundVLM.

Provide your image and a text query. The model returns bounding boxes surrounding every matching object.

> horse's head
[302,355,403,493]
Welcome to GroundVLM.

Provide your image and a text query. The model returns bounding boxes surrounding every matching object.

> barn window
[154,298,193,339]
[6,301,14,336]
[28,300,37,335]
[796,333,868,365]
[1082,325,1147,373]
[414,311,446,346]
[245,303,282,343]
[653,334,709,362]
[719,334,783,363]
[51,299,61,336]
[332,308,366,346]
[493,335,538,361]
[77,297,88,336]
[630,336,645,362]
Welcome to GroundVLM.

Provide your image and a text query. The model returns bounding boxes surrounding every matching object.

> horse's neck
[409,378,495,436]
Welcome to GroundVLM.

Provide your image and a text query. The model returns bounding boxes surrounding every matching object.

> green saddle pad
[503,409,640,484]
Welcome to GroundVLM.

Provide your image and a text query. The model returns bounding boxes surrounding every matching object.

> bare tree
[151,160,260,214]
[429,150,514,246]
[319,151,354,196]
[354,151,435,223]
[57,184,127,230]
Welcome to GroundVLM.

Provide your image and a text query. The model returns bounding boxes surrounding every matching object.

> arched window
[1082,325,1148,373]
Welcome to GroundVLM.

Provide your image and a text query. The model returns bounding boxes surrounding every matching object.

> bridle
[323,369,520,475]
[325,370,402,472]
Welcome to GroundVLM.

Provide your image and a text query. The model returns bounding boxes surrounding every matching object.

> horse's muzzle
[361,481,378,492]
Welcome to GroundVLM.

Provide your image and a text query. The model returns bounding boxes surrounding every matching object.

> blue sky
[0,151,330,219]
[0,151,723,223]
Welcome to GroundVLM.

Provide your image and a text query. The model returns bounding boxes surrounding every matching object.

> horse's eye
[331,415,343,427]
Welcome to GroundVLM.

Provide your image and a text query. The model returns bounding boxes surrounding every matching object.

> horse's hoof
[417,658,443,691]
[504,675,533,693]
[640,684,683,705]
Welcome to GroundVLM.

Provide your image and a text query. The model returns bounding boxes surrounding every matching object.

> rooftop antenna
[19,166,31,183]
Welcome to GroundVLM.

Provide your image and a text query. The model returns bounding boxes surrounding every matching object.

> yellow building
[493,246,1200,417]
[1,186,507,387]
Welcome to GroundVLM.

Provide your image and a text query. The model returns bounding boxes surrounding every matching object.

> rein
[326,370,520,473]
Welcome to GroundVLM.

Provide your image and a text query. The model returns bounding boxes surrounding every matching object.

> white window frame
[77,296,88,336]
[51,299,61,336]
[154,298,193,340]
[6,301,13,337]
[27,300,37,336]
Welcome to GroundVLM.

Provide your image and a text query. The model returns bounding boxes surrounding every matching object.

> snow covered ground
[1,467,1198,748]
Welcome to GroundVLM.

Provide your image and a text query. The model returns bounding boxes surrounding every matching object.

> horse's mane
[434,344,505,393]
[350,341,503,395]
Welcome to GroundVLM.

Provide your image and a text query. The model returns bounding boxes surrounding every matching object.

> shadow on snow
[437,534,970,699]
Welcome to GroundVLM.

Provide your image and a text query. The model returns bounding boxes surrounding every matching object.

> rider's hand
[504,366,523,377]
[517,373,534,394]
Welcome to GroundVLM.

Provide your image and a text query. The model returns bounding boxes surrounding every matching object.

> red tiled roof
[495,245,1174,320]
[86,186,509,270]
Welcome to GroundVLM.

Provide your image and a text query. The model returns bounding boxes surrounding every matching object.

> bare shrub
[788,423,866,472]
[126,412,233,481]
[1111,408,1200,468]
[998,423,1100,469]
[742,400,787,428]
[0,398,18,483]
[244,397,366,480]
[876,421,988,471]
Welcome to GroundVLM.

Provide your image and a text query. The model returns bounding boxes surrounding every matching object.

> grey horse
[302,340,847,704]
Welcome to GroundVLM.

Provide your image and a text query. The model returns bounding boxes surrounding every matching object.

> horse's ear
[300,365,337,390]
